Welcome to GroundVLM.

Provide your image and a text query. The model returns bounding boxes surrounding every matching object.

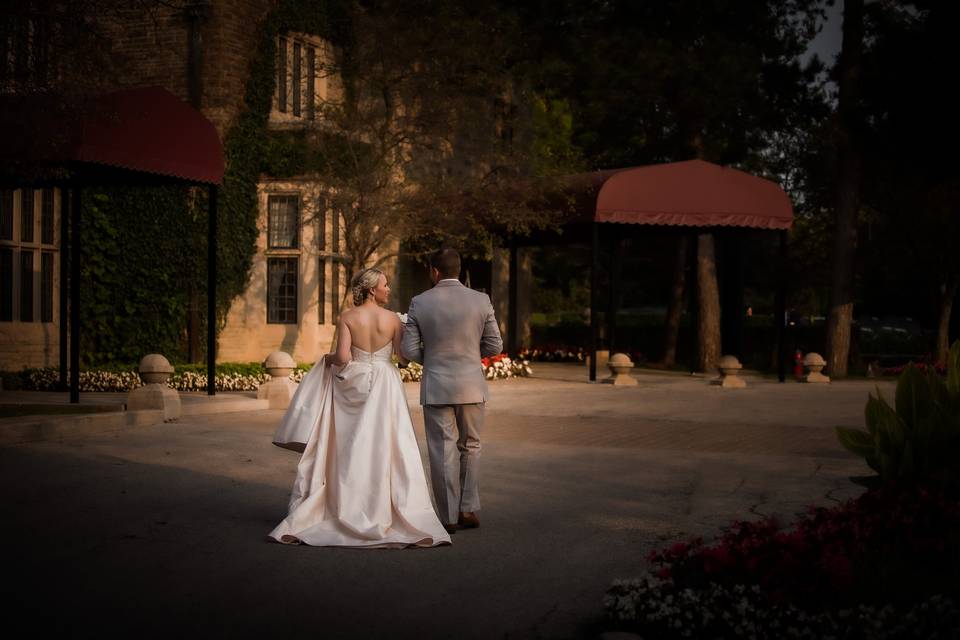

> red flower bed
[647,485,960,609]
[480,353,508,368]
[881,361,947,376]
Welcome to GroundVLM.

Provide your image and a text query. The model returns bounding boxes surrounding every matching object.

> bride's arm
[393,314,409,366]
[327,318,352,366]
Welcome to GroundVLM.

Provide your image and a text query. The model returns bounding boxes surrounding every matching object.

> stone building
[2,1,276,369]
[1,1,527,371]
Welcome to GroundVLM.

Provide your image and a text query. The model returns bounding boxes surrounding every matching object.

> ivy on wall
[79,0,348,366]
[79,186,205,365]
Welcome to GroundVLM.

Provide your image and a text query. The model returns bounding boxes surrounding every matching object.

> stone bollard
[803,352,830,383]
[258,351,298,409]
[713,354,747,388]
[127,354,181,421]
[603,352,638,386]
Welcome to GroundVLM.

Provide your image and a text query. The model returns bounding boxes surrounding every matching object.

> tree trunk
[825,0,864,378]
[937,278,959,363]
[662,236,687,366]
[697,232,722,372]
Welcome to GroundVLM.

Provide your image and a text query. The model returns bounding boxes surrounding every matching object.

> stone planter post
[258,351,298,409]
[127,354,181,420]
[803,352,830,383]
[713,354,746,388]
[603,352,638,386]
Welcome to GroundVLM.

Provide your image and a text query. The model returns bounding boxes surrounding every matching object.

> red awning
[1,86,224,185]
[591,159,793,230]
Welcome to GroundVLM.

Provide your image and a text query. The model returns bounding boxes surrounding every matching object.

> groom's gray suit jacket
[401,280,503,405]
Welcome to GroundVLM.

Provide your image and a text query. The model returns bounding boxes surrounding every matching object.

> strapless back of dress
[269,343,451,548]
[350,342,394,362]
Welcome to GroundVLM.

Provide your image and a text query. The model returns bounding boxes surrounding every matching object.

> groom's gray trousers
[423,402,484,524]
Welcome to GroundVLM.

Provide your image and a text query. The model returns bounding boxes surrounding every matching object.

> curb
[0,409,165,447]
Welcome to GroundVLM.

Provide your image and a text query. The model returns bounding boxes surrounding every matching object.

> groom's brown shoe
[443,523,459,534]
[458,512,480,529]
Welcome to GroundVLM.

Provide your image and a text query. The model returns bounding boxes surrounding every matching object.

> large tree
[857,0,960,364]
[824,0,865,377]
[291,0,568,313]
[517,0,828,370]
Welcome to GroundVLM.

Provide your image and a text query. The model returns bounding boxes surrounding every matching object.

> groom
[401,247,503,534]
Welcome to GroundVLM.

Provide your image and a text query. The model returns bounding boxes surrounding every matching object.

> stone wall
[98,0,273,138]
[218,177,401,364]
[202,0,275,136]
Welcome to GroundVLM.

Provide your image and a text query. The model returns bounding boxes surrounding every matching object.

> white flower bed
[604,577,960,639]
[19,357,532,392]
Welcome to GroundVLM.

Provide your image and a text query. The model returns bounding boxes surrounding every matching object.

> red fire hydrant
[793,349,804,380]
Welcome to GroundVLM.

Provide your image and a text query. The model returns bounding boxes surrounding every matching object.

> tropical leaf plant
[837,340,960,487]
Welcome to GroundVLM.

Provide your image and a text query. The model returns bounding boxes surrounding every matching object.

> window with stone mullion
[268,195,299,249]
[20,189,34,243]
[0,248,12,322]
[306,46,316,120]
[40,251,53,322]
[19,250,33,322]
[331,207,343,323]
[277,36,288,113]
[41,188,54,245]
[0,190,13,241]
[267,257,298,324]
[292,41,301,117]
[316,205,326,324]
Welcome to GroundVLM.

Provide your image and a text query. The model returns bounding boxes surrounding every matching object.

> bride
[269,268,452,548]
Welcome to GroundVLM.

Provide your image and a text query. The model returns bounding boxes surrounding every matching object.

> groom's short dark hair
[430,247,461,280]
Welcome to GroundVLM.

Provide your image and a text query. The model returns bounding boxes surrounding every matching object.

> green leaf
[865,391,884,436]
[836,426,875,458]
[947,340,960,396]
[876,393,906,449]
[895,364,932,434]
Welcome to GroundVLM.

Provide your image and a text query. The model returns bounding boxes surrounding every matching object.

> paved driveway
[1,366,891,639]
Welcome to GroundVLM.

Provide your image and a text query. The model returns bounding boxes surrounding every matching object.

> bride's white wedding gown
[269,343,451,548]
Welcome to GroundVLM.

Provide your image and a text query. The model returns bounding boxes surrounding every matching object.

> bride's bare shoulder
[339,307,364,328]
[374,305,395,317]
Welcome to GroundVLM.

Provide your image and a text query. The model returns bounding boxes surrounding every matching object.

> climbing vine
[78,1,348,366]
[79,186,204,366]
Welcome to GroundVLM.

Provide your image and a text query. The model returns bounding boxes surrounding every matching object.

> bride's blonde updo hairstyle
[351,268,384,306]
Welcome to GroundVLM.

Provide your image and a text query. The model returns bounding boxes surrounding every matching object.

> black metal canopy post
[69,187,81,403]
[507,238,519,355]
[590,222,600,382]
[775,229,788,382]
[207,185,217,395]
[58,185,69,390]
[607,232,623,353]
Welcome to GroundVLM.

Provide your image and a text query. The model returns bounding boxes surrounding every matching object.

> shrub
[645,485,960,609]
[836,340,960,488]
[605,485,960,637]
